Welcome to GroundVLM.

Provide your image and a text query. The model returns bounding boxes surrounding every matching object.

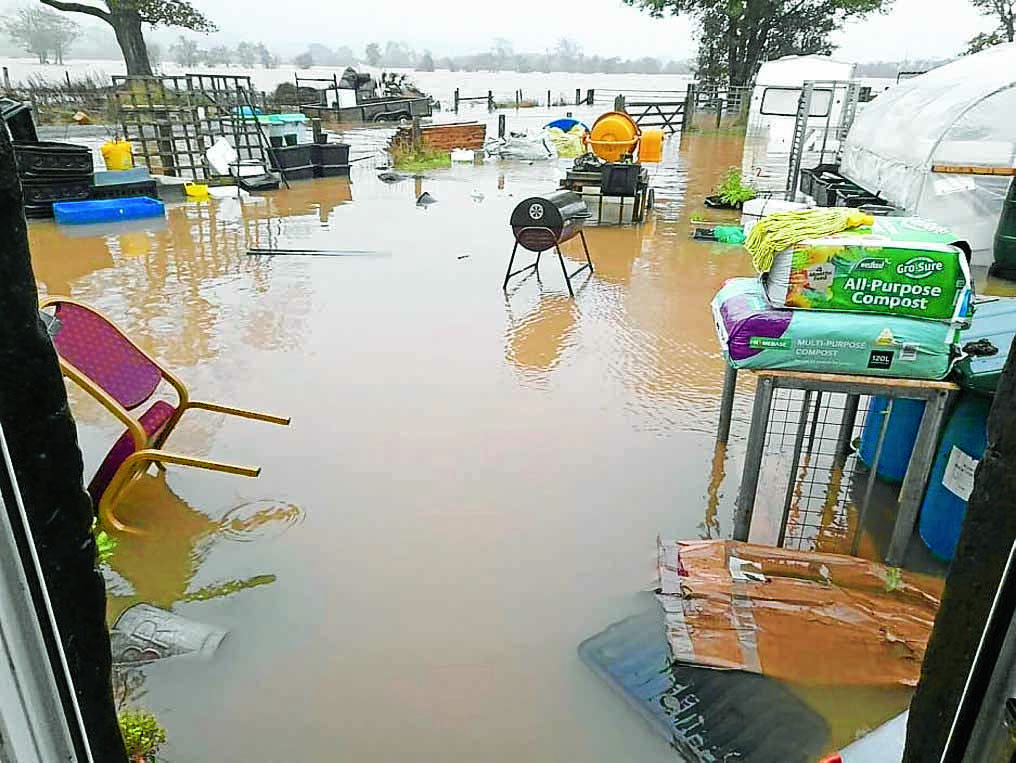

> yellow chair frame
[40,296,290,533]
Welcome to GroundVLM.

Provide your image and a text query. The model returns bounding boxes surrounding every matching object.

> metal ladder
[785,81,816,199]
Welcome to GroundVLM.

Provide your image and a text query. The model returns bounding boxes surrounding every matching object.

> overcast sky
[177,0,990,61]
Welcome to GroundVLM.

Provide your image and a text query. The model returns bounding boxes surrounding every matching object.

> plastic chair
[40,297,290,533]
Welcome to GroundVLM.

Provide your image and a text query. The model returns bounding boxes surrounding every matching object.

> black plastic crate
[834,188,888,208]
[310,142,350,166]
[269,144,313,171]
[601,163,639,196]
[815,180,861,208]
[23,203,54,220]
[89,180,159,201]
[276,166,315,182]
[1,99,38,143]
[14,141,93,177]
[314,164,350,178]
[20,176,91,205]
[800,163,840,198]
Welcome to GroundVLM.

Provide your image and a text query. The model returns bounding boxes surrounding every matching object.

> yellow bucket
[587,111,641,163]
[100,139,133,171]
[184,182,209,199]
[638,129,664,163]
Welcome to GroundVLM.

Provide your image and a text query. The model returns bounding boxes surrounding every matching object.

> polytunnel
[840,43,1016,265]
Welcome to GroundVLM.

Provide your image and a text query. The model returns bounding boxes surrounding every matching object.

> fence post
[575,88,581,106]
[2,67,9,91]
[515,90,520,109]
[411,116,422,146]
[682,84,697,131]
[488,90,493,111]
[613,94,626,112]
[454,88,459,113]
[498,114,506,139]
[716,98,724,130]
[547,89,551,108]
[586,88,594,105]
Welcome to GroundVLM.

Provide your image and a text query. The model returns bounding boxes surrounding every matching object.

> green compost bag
[714,278,959,380]
[764,217,972,325]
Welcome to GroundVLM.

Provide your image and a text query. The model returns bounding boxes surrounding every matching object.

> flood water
[29,108,924,760]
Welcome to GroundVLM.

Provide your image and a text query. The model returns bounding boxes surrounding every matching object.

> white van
[741,55,858,197]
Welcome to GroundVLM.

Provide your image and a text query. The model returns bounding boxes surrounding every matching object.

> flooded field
[28,109,941,760]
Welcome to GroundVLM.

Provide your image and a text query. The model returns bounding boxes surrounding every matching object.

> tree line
[168,37,279,69]
[8,0,1013,87]
[291,38,691,75]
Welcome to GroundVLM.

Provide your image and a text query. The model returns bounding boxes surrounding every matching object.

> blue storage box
[53,196,165,225]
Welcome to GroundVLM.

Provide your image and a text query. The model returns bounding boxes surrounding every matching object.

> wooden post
[411,116,422,148]
[586,88,594,105]
[547,90,551,108]
[487,90,493,111]
[64,70,71,88]
[454,88,459,113]
[683,84,697,131]
[515,89,520,109]
[614,94,626,112]
[310,117,323,144]
[498,114,506,139]
[2,66,9,91]
[575,88,581,106]
[715,99,723,130]
[904,338,1016,761]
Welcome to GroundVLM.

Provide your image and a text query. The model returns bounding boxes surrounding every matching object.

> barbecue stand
[504,190,593,297]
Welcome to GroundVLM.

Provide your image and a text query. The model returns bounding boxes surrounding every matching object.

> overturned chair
[40,297,290,533]
[503,190,593,297]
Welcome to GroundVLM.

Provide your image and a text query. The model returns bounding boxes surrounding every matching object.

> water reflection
[505,291,579,383]
[104,473,298,622]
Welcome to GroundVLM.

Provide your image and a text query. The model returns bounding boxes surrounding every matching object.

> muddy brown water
[29,115,938,760]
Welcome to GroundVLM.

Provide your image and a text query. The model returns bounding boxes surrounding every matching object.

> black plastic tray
[14,141,93,177]
[20,176,91,205]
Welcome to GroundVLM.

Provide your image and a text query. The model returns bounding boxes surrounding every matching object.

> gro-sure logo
[897,257,944,279]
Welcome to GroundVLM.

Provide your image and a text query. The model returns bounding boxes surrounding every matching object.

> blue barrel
[919,393,991,561]
[858,397,927,482]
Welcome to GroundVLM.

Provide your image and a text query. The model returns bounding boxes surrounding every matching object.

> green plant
[884,566,904,593]
[118,709,166,762]
[93,519,117,566]
[714,168,757,206]
[388,141,451,172]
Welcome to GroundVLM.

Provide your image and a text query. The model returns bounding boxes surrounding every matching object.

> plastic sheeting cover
[841,44,1016,258]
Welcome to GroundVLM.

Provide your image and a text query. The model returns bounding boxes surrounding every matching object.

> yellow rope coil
[746,209,874,273]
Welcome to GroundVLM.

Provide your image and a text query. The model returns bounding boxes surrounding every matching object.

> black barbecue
[504,190,593,297]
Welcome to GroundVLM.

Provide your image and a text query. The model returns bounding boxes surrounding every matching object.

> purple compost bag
[711,278,959,379]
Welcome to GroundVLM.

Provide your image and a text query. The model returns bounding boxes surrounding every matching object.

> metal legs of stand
[727,368,958,565]
[502,231,593,298]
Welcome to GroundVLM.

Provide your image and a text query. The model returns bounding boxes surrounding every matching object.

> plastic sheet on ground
[579,604,831,762]
[484,132,557,161]
[545,125,586,159]
[657,539,943,687]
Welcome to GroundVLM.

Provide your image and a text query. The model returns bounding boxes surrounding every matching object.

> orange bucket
[638,129,664,163]
[587,111,641,162]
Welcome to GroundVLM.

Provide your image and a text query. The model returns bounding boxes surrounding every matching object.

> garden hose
[746,209,874,273]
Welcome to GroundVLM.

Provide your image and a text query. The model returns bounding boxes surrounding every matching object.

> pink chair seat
[52,302,162,410]
[88,400,177,505]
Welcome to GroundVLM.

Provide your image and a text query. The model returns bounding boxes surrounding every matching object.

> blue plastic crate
[53,196,165,225]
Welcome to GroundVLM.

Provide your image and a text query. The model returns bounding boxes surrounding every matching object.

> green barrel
[990,178,1016,280]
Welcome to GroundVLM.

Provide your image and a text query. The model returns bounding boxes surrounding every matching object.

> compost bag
[657,539,943,687]
[713,277,959,379]
[761,217,973,325]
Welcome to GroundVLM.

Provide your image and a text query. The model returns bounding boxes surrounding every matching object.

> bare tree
[3,5,78,64]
